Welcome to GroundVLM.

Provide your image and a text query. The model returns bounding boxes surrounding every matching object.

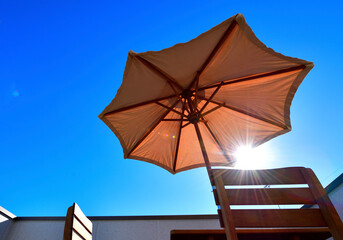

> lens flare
[234,144,273,169]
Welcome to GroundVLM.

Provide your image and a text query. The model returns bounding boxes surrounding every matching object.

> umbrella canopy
[99,13,313,174]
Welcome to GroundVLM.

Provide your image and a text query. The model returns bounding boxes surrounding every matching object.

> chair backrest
[63,203,93,240]
[213,167,343,240]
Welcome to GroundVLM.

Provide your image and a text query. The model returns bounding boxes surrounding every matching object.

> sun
[233,144,273,169]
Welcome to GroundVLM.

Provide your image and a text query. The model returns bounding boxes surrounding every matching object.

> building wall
[4,220,65,240]
[0,213,13,240]
[92,218,220,240]
[0,207,15,240]
[1,179,343,240]
[328,182,343,220]
[2,216,220,240]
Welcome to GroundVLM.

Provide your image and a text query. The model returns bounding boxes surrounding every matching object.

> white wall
[328,183,343,220]
[4,220,65,240]
[2,217,220,240]
[92,218,220,240]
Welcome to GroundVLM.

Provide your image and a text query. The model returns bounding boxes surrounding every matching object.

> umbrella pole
[193,121,215,186]
[194,121,239,240]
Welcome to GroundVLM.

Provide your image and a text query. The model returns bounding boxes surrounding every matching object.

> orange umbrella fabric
[99,14,313,174]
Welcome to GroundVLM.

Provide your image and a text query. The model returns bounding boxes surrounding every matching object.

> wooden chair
[213,167,343,240]
[171,167,343,240]
[63,203,93,240]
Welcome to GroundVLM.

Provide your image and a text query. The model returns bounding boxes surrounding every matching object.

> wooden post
[301,168,343,240]
[214,177,238,240]
[193,122,238,240]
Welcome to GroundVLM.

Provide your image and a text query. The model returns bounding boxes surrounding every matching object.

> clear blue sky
[1,0,343,217]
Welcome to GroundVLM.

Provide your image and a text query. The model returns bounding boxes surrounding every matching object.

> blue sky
[1,0,343,216]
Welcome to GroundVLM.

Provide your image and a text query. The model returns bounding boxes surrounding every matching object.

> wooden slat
[238,229,331,240]
[71,230,85,240]
[212,167,342,240]
[217,209,327,228]
[213,167,306,185]
[213,188,316,205]
[74,203,92,234]
[172,228,331,234]
[73,217,92,240]
[171,228,331,240]
[63,203,93,240]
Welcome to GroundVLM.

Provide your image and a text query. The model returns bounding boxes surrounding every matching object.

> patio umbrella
[99,14,313,181]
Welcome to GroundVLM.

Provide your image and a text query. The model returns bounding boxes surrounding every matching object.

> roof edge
[15,214,219,221]
[325,172,343,195]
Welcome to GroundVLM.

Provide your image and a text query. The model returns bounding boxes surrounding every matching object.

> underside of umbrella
[99,13,313,174]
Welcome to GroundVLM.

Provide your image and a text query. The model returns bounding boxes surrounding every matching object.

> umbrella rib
[173,102,185,172]
[135,55,183,93]
[155,102,186,117]
[198,96,288,129]
[203,119,234,164]
[187,19,238,90]
[198,65,306,91]
[162,119,188,122]
[199,82,223,114]
[196,105,234,164]
[182,100,191,114]
[193,71,200,107]
[202,105,222,117]
[127,99,180,157]
[103,94,178,117]
[182,122,192,129]
[187,96,198,114]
